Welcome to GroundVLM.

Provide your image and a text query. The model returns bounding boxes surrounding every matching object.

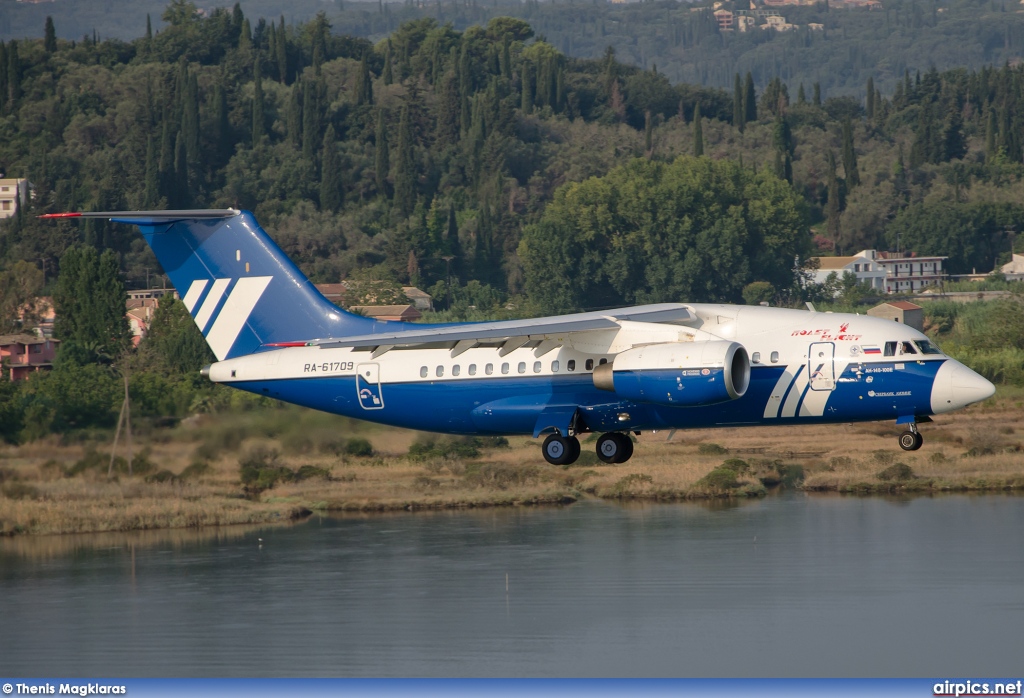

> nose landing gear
[898,423,923,451]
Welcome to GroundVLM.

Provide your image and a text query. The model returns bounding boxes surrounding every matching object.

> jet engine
[593,341,750,407]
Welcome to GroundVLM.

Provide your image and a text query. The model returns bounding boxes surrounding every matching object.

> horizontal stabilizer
[40,209,239,220]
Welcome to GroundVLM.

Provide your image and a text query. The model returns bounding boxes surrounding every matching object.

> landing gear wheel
[543,434,578,465]
[898,430,923,451]
[565,436,581,465]
[597,433,635,464]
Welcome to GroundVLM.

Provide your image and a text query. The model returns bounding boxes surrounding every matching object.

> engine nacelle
[593,341,750,407]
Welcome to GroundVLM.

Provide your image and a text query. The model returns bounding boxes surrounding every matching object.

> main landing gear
[541,432,635,465]
[898,423,924,451]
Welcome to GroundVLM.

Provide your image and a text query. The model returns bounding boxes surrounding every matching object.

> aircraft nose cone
[932,360,995,413]
[950,362,996,405]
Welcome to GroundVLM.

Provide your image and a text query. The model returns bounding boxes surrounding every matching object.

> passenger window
[420,366,428,378]
[585,359,594,371]
[884,342,897,357]
[900,341,917,355]
[518,362,526,374]
[770,351,779,364]
[452,365,461,376]
[533,361,541,373]
[752,352,761,364]
[486,363,494,375]
[469,364,477,375]
[551,360,559,372]
[435,366,444,377]
[567,360,576,372]
[599,358,607,365]
[501,363,509,375]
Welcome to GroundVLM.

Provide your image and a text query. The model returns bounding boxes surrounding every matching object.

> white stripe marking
[763,365,797,419]
[780,368,809,418]
[206,276,273,360]
[194,278,230,332]
[182,280,208,313]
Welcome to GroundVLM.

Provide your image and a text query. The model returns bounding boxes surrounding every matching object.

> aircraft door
[808,342,836,391]
[356,363,384,410]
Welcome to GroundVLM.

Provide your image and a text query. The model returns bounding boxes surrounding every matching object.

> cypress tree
[214,82,230,162]
[183,72,200,164]
[232,3,244,32]
[7,40,20,105]
[841,119,860,187]
[520,61,533,114]
[144,136,160,209]
[383,40,394,85]
[866,76,875,120]
[813,82,821,106]
[644,110,653,155]
[320,125,342,212]
[357,54,373,105]
[893,144,908,197]
[826,151,841,246]
[287,80,302,148]
[302,79,319,161]
[44,16,57,53]
[693,103,704,157]
[277,16,288,83]
[743,72,756,123]
[252,56,266,146]
[174,131,189,208]
[239,18,252,52]
[158,120,174,202]
[733,73,744,132]
[0,43,8,112]
[145,14,152,41]
[437,70,461,147]
[393,103,415,216]
[986,108,997,162]
[445,203,459,257]
[797,83,806,104]
[375,108,390,197]
[500,36,511,80]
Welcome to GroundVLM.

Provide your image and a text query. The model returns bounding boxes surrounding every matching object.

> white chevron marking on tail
[182,279,208,313]
[194,278,230,332]
[206,276,273,360]
[780,367,809,418]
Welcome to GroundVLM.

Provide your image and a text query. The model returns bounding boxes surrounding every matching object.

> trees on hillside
[519,156,810,313]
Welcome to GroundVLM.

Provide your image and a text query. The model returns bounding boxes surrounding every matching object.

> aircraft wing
[303,303,695,356]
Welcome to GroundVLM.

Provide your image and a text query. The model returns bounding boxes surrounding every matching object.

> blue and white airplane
[44,209,996,464]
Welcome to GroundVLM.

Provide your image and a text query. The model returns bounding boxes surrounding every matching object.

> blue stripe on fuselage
[230,359,947,435]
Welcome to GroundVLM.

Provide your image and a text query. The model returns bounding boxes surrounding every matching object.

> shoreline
[3,392,1023,537]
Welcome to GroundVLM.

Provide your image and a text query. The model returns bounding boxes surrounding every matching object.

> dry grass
[2,392,1024,536]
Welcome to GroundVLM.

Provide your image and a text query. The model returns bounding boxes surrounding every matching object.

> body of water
[2,494,1022,676]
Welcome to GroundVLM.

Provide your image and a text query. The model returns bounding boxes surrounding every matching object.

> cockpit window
[914,340,942,355]
[899,341,918,355]
[883,342,897,357]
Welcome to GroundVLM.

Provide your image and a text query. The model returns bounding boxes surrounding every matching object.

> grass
[3,391,1024,536]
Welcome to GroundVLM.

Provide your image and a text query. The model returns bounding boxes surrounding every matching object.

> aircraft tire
[565,436,581,465]
[542,434,573,465]
[898,430,923,451]
[615,433,634,463]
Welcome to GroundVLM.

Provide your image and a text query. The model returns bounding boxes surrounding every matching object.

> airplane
[42,209,996,464]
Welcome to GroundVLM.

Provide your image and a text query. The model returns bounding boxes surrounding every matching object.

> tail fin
[43,210,394,360]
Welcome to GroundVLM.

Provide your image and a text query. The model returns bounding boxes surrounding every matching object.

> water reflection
[1,494,1023,677]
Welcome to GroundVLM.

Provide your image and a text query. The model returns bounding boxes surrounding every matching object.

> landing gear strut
[596,432,634,463]
[542,433,581,465]
[898,423,923,451]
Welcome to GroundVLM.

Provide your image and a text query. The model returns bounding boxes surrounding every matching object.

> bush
[696,467,739,490]
[876,463,915,481]
[697,443,728,455]
[345,437,374,457]
[2,482,41,500]
[239,447,294,492]
[408,435,480,460]
[720,458,749,473]
[465,463,540,489]
[179,461,212,479]
[295,465,331,481]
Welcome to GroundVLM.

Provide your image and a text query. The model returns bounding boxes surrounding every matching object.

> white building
[874,252,947,293]
[0,179,29,219]
[808,250,886,290]
[1001,253,1024,281]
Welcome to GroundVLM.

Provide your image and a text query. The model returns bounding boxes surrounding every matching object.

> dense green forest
[1,3,1024,441]
[8,0,1024,96]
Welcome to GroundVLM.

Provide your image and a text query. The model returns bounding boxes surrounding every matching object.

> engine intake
[593,341,750,407]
